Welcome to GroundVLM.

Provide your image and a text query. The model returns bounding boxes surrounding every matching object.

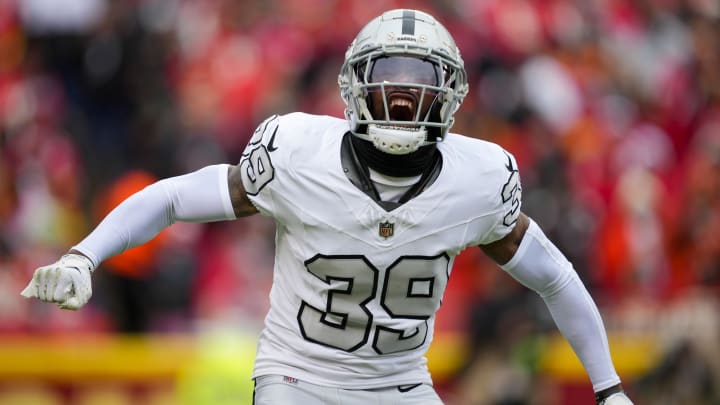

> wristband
[595,384,624,404]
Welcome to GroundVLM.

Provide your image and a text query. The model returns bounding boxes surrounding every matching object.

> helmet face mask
[361,56,442,127]
[339,9,469,155]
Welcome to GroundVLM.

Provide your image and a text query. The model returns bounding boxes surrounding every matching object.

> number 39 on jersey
[240,115,279,195]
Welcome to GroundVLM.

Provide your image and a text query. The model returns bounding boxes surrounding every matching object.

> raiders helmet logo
[379,221,394,238]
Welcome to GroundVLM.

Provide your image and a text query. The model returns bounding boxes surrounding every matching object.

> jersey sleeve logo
[500,151,521,226]
[267,125,279,152]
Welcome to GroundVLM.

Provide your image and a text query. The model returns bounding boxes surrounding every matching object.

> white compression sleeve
[500,219,621,392]
[72,164,236,268]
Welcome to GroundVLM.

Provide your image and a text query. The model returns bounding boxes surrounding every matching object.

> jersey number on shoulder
[501,151,521,226]
[298,254,449,354]
[240,147,274,195]
[239,116,279,195]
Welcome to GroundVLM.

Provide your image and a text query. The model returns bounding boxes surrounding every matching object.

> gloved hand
[21,253,95,310]
[598,392,633,405]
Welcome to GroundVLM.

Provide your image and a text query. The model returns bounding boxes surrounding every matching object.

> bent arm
[481,213,622,394]
[72,164,258,267]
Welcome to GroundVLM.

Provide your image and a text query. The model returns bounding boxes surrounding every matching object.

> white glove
[599,392,633,405]
[21,253,95,310]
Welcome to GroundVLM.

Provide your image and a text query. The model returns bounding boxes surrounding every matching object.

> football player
[22,9,632,405]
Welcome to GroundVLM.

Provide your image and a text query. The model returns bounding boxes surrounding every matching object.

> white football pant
[253,375,444,405]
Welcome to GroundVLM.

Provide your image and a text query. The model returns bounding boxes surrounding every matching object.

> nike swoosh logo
[398,383,422,392]
[267,126,279,152]
[504,151,516,172]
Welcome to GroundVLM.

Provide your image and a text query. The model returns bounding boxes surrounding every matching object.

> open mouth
[388,94,417,122]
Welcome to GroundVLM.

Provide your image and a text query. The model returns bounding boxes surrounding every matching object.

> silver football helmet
[339,9,469,155]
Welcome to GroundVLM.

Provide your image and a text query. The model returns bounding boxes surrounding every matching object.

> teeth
[390,98,413,108]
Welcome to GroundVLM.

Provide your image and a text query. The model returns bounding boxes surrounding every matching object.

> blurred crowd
[1,0,720,403]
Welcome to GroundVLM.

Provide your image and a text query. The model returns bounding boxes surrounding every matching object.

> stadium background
[0,0,718,404]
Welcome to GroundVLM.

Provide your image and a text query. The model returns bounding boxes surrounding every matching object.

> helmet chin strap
[359,124,429,155]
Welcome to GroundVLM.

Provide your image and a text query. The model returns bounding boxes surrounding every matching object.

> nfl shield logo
[379,221,394,238]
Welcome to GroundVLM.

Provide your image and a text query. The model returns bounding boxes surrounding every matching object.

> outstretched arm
[21,163,258,309]
[481,212,631,405]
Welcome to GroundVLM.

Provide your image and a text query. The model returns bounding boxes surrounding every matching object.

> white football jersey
[238,113,522,389]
